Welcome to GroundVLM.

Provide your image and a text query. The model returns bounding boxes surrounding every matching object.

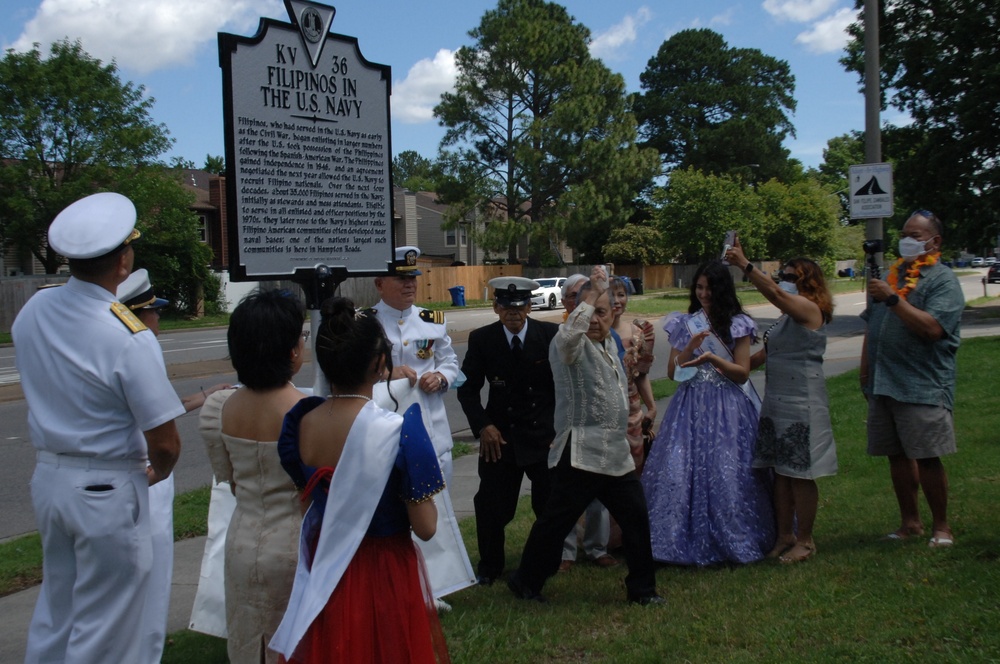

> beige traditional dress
[201,389,301,664]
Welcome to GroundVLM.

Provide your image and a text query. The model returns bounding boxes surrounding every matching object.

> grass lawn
[157,335,1000,663]
[626,278,866,319]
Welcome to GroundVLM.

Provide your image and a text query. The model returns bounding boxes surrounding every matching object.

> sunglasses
[779,272,798,283]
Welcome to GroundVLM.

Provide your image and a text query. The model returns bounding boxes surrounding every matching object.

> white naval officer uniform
[118,268,176,664]
[15,278,185,664]
[371,299,459,465]
[371,299,476,597]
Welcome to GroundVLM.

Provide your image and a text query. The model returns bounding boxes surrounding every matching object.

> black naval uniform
[458,317,559,582]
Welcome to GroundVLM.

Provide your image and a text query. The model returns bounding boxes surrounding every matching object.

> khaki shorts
[867,395,956,459]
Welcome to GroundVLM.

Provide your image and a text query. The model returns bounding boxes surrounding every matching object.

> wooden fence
[0,276,69,333]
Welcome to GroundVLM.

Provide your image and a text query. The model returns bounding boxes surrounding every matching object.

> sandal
[883,526,925,541]
[779,541,816,564]
[766,538,797,558]
[928,531,954,548]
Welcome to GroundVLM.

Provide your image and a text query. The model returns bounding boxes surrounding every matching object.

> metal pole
[864,0,883,270]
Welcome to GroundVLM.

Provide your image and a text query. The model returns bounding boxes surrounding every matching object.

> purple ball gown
[641,313,775,565]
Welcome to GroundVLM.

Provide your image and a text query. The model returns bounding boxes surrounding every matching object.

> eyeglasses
[779,272,798,283]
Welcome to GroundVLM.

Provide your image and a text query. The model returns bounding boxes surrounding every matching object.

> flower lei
[887,251,940,299]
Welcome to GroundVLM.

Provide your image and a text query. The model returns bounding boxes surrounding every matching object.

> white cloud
[762,0,838,23]
[709,9,737,27]
[11,0,273,73]
[589,7,652,60]
[794,7,854,54]
[391,49,457,125]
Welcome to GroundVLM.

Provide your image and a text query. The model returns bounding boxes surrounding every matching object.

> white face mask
[898,236,929,260]
[778,281,799,296]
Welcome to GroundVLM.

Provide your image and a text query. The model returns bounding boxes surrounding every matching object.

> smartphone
[721,230,737,263]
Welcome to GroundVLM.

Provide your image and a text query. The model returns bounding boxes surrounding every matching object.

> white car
[531,277,565,309]
[972,257,985,267]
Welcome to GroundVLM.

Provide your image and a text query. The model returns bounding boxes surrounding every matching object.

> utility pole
[864,0,883,269]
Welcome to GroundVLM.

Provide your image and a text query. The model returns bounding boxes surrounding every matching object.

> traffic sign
[849,162,893,219]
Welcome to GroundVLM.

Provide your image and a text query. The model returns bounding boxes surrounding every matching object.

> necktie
[511,335,522,362]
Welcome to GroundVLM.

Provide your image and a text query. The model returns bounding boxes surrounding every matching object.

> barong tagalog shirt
[548,300,633,476]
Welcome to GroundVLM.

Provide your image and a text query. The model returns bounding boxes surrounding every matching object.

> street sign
[849,162,893,219]
[219,0,393,281]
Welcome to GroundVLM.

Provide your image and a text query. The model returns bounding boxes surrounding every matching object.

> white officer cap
[388,245,422,276]
[489,276,539,307]
[118,269,169,310]
[48,192,140,259]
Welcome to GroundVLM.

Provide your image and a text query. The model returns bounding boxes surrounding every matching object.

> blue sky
[3,0,899,170]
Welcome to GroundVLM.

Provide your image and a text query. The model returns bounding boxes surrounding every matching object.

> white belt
[36,450,147,472]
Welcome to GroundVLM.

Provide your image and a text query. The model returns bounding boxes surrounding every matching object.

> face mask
[778,281,799,296]
[898,237,928,260]
[673,363,697,382]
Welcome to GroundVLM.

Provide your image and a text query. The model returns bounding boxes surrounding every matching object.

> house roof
[181,169,217,211]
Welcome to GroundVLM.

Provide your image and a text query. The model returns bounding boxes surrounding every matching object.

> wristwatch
[885,294,900,307]
[744,263,754,275]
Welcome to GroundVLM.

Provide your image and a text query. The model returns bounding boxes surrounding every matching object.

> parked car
[986,257,997,267]
[530,277,565,309]
[988,263,1000,284]
[972,257,985,267]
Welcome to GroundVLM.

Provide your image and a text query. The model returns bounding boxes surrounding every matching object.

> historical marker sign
[849,162,894,219]
[220,0,393,280]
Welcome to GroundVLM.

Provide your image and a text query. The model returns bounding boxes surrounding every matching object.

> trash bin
[447,285,466,307]
[845,267,854,278]
[632,278,643,295]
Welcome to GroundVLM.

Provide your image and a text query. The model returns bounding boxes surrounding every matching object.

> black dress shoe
[477,575,495,586]
[629,594,667,606]
[506,574,547,603]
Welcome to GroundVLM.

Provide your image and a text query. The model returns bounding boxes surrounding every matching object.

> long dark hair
[315,297,394,397]
[688,260,746,345]
[228,290,305,390]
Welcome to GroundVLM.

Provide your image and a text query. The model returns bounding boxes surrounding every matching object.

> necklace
[887,251,939,300]
[330,394,371,401]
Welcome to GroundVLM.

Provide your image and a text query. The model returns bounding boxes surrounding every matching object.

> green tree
[602,223,668,265]
[392,150,438,191]
[635,29,797,183]
[203,154,225,176]
[651,168,763,264]
[755,178,839,261]
[651,169,838,265]
[0,40,171,272]
[842,0,1000,248]
[117,166,218,314]
[434,0,658,265]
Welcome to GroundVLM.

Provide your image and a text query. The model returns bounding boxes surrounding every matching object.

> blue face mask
[673,363,697,382]
[778,280,799,296]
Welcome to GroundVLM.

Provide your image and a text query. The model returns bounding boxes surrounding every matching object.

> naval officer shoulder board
[363,306,444,324]
[419,309,445,325]
[111,302,148,333]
